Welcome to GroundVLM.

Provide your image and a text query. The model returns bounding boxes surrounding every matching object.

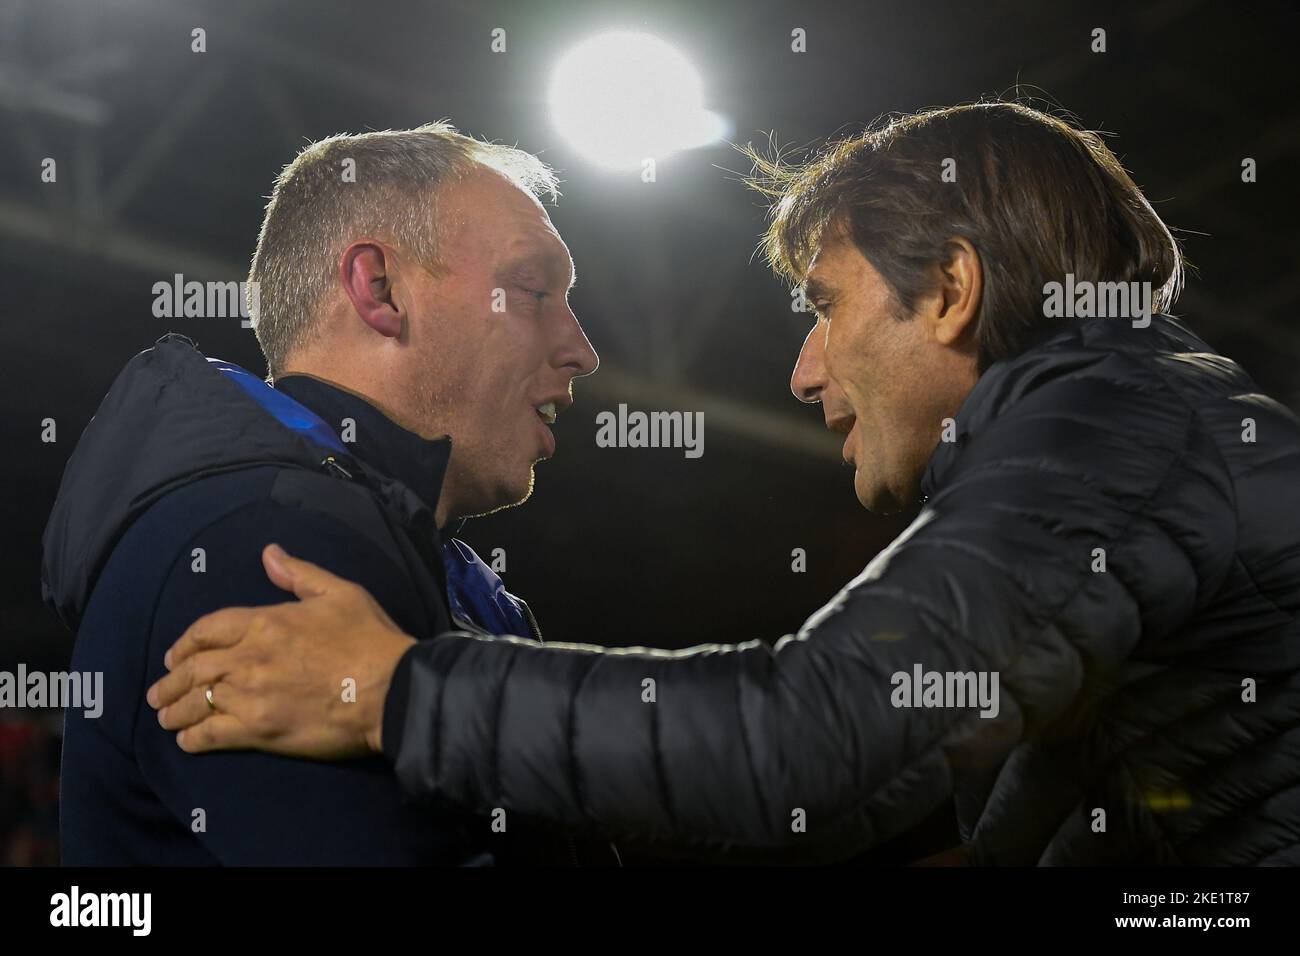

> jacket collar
[919,320,1089,500]
[275,374,452,517]
[919,314,1183,500]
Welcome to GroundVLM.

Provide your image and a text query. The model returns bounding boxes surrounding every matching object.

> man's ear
[339,240,404,338]
[930,236,982,348]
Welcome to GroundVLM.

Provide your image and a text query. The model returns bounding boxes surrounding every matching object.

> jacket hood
[41,333,350,633]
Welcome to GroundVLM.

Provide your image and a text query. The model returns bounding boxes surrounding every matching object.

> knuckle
[246,699,273,732]
[249,611,284,644]
[251,638,278,665]
[242,665,265,691]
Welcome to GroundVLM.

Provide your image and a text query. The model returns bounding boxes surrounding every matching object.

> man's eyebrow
[502,246,574,291]
[803,278,835,300]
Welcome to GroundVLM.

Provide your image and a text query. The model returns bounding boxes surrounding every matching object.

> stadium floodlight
[548,30,726,171]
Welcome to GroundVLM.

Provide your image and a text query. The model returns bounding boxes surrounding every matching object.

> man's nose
[791,323,827,403]
[555,305,600,378]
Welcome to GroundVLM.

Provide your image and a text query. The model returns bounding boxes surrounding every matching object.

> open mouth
[826,413,857,464]
[534,402,557,425]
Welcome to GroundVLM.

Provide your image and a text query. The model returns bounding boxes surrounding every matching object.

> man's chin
[465,468,536,519]
[854,472,907,517]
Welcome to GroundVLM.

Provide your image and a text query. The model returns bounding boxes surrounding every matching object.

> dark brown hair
[744,101,1184,371]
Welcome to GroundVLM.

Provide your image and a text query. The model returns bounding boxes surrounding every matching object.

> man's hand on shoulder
[147,543,415,759]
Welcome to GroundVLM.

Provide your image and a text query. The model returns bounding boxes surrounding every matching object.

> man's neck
[280,367,426,435]
[276,365,464,531]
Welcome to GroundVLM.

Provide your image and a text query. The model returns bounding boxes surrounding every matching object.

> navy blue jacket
[43,334,528,865]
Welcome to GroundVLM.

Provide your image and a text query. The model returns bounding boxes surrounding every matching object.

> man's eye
[813,301,832,317]
[520,287,548,304]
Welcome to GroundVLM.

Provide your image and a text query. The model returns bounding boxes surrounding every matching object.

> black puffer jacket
[382,313,1300,865]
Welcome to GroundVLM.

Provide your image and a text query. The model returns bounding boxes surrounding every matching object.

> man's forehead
[803,238,861,290]
[438,170,574,280]
[503,231,576,286]
[439,166,550,234]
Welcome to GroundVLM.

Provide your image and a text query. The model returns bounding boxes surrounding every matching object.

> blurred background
[2,0,1297,864]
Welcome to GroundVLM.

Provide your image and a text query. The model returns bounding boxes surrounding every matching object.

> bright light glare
[549,31,725,170]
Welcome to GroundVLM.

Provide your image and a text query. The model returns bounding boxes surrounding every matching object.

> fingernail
[164,648,172,669]
[147,686,158,708]
[157,707,168,725]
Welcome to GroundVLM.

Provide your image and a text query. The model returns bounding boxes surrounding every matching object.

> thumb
[262,543,338,600]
